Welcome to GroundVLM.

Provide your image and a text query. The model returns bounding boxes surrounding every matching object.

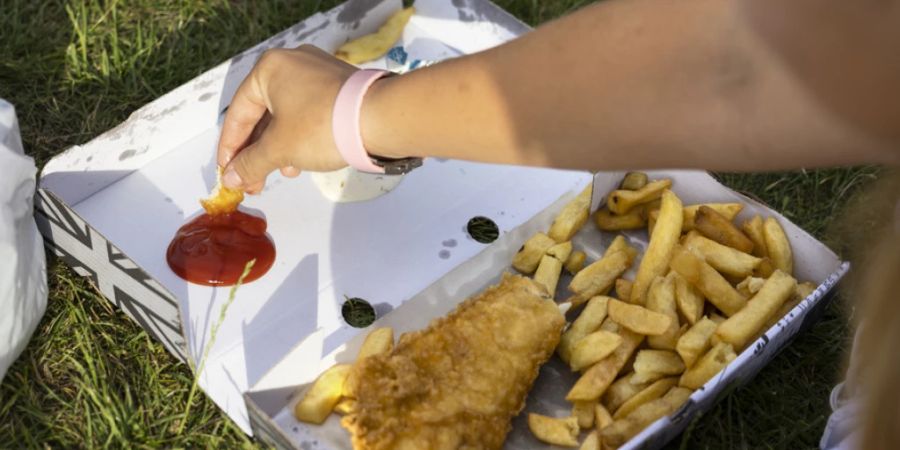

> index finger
[217,71,268,167]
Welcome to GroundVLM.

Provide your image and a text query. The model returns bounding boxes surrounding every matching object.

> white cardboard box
[34,0,846,447]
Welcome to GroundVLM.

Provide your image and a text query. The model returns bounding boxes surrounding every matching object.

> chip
[606,179,673,215]
[570,330,623,372]
[675,316,717,368]
[763,217,794,274]
[669,246,746,316]
[549,184,593,242]
[293,364,352,424]
[607,299,673,336]
[715,270,797,349]
[612,377,678,419]
[528,414,580,447]
[693,206,754,254]
[567,328,643,402]
[565,250,587,275]
[645,274,680,350]
[335,7,415,64]
[200,167,244,215]
[512,233,557,274]
[679,342,737,389]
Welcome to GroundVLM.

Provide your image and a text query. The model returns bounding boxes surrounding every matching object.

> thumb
[221,138,280,191]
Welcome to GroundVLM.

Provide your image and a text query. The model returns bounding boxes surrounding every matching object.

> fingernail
[223,167,243,188]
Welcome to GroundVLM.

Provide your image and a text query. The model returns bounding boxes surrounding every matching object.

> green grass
[0,0,880,448]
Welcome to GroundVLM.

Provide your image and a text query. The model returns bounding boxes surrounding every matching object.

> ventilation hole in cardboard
[342,298,375,328]
[467,216,499,244]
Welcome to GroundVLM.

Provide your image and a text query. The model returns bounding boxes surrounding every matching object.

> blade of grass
[176,259,255,435]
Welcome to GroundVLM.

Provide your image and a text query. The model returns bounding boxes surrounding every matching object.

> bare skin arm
[218,0,899,192]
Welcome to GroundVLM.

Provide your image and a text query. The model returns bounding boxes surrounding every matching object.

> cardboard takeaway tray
[33,0,847,447]
[34,0,590,435]
[244,169,847,450]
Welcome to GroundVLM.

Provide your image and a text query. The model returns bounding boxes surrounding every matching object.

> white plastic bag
[0,99,47,381]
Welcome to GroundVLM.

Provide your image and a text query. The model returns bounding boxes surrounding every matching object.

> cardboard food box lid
[34,0,593,435]
[245,169,847,449]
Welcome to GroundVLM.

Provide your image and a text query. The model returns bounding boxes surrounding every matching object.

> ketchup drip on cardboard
[166,211,275,286]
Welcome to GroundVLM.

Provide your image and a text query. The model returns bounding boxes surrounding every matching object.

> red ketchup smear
[166,210,275,286]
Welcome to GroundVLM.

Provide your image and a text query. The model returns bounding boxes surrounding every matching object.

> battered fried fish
[341,274,565,450]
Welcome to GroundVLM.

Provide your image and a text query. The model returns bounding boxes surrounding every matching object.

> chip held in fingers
[200,167,244,215]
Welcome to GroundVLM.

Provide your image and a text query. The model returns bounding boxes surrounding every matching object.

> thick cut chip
[358,327,394,359]
[630,190,683,304]
[594,207,646,231]
[558,296,610,363]
[683,232,762,278]
[549,184,593,242]
[673,272,704,325]
[595,404,614,429]
[580,430,601,450]
[602,387,693,448]
[763,217,794,274]
[547,241,574,261]
[565,250,587,275]
[676,317,717,368]
[741,215,769,258]
[568,241,637,306]
[632,350,685,386]
[615,278,634,302]
[335,7,415,64]
[736,276,766,298]
[754,257,777,278]
[612,377,678,419]
[606,179,672,215]
[344,327,394,397]
[762,281,815,331]
[669,246,746,316]
[679,342,737,389]
[715,270,797,349]
[534,254,565,298]
[604,235,634,258]
[795,281,817,300]
[513,232,557,274]
[528,414,580,447]
[620,172,649,190]
[693,206,754,253]
[647,208,659,237]
[646,274,680,350]
[334,398,357,415]
[607,299,672,336]
[567,328,644,402]
[683,203,744,232]
[200,167,244,215]
[599,317,620,333]
[603,373,649,413]
[572,400,597,429]
[570,330,623,372]
[294,364,352,424]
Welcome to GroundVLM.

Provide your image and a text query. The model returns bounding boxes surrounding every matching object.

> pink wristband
[332,69,391,174]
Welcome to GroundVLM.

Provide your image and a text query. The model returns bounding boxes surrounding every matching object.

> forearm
[361,0,895,171]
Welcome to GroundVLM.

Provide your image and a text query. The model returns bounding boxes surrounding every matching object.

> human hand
[217,44,357,193]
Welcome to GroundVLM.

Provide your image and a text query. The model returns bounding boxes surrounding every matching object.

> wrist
[359,74,416,160]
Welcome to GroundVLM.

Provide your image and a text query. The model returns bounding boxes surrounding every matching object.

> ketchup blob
[166,210,275,286]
